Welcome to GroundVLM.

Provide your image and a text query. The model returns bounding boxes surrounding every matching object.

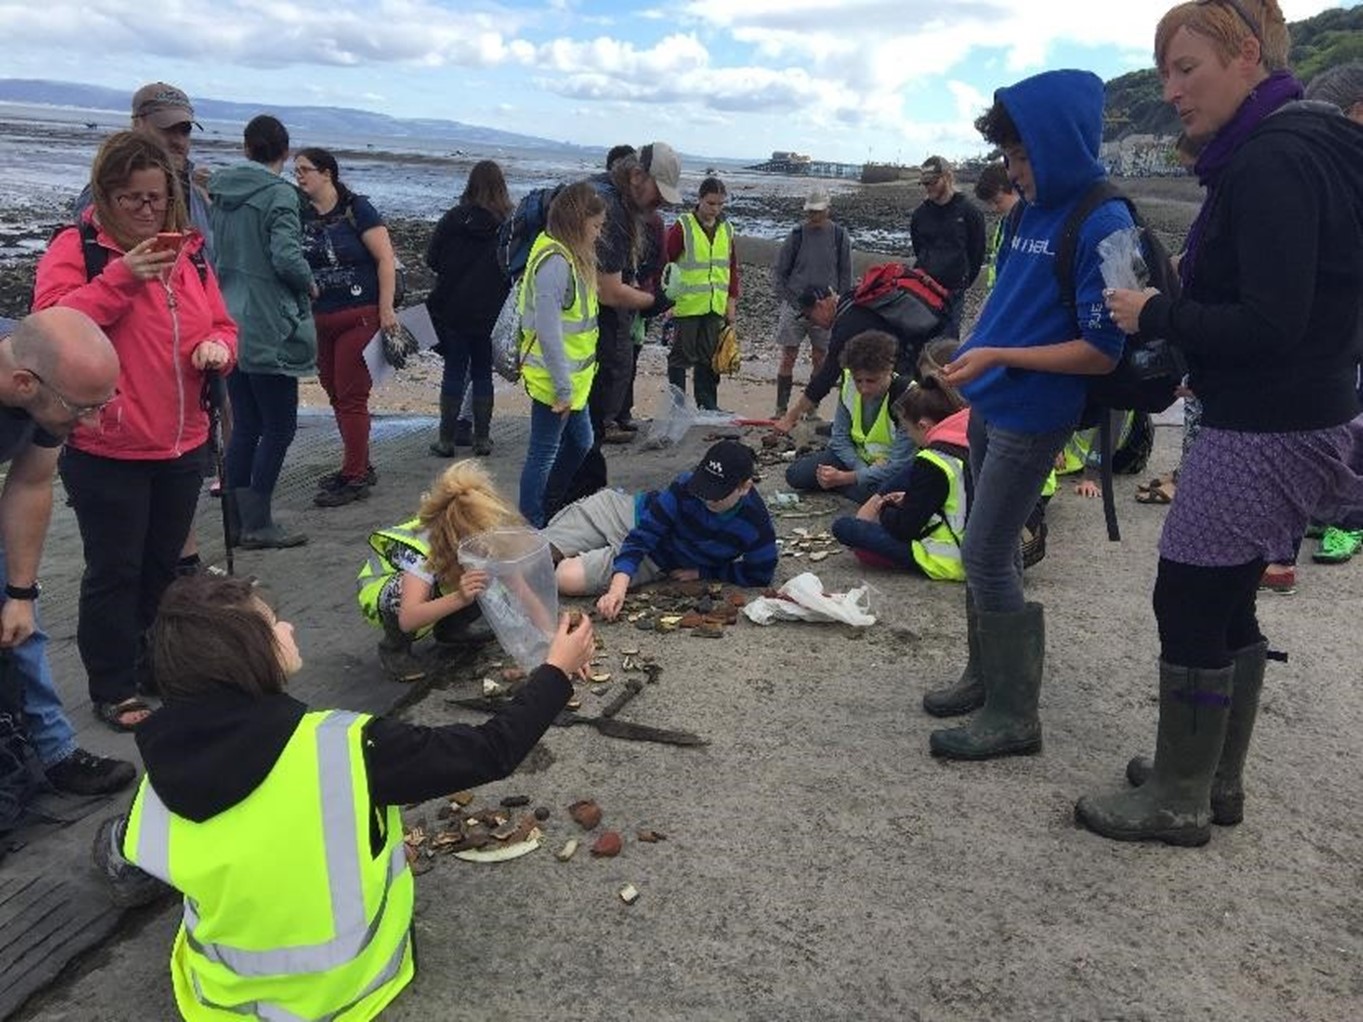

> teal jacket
[208,163,316,376]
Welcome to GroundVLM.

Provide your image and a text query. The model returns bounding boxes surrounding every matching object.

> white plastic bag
[490,286,523,383]
[742,572,876,627]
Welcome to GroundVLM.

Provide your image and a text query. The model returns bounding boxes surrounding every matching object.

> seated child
[357,460,521,679]
[785,330,914,503]
[831,375,971,580]
[1055,409,1153,498]
[93,574,595,1021]
[546,440,778,620]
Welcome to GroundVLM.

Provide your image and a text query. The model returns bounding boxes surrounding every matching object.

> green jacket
[209,163,316,376]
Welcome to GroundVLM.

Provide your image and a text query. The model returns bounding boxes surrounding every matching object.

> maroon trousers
[315,305,376,480]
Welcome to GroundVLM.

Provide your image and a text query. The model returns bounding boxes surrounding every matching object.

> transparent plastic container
[458,528,559,672]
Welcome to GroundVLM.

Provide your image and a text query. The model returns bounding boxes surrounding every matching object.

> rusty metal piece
[636,829,667,843]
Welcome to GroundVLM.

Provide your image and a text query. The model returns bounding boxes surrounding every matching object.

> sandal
[1135,480,1176,505]
[94,697,152,733]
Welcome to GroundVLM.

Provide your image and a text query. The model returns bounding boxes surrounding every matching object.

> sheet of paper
[362,303,441,387]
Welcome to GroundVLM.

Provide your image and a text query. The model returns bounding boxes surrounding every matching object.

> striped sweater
[612,474,778,587]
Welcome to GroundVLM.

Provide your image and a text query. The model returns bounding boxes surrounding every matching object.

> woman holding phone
[33,130,238,732]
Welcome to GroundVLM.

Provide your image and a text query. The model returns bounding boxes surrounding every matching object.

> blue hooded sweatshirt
[958,70,1133,434]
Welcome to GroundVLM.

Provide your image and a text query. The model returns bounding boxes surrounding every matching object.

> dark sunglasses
[1196,0,1262,43]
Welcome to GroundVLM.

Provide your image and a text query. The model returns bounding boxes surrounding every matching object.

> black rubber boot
[471,396,494,456]
[378,616,426,682]
[1124,640,1266,826]
[667,366,688,396]
[694,365,720,411]
[922,591,984,717]
[929,602,1044,760]
[237,490,308,550]
[430,394,460,457]
[1076,660,1234,846]
[775,375,793,416]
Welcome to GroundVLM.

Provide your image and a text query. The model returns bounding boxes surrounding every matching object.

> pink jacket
[925,406,970,450]
[33,215,238,461]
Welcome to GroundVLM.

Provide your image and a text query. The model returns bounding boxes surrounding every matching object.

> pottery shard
[568,799,603,831]
[636,829,667,843]
[450,791,475,807]
[591,830,623,857]
[678,611,704,629]
[693,624,725,639]
[619,884,641,904]
[556,838,579,862]
[727,593,748,608]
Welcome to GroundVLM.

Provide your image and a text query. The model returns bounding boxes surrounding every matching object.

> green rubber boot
[429,394,460,457]
[471,396,494,457]
[929,602,1044,760]
[1124,640,1266,825]
[922,591,984,717]
[1076,660,1234,846]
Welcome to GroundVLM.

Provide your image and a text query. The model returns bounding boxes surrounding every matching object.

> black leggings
[1152,557,1265,669]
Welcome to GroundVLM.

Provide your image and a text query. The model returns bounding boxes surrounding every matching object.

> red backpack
[851,263,951,339]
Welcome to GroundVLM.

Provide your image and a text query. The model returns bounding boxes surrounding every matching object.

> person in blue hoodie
[925,69,1133,761]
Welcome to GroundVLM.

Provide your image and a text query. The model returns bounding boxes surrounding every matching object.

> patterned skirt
[1160,418,1363,567]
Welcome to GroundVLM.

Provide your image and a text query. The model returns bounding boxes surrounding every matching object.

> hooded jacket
[33,213,238,461]
[957,70,1131,434]
[208,163,317,376]
[135,667,572,824]
[424,203,510,337]
[1139,105,1363,432]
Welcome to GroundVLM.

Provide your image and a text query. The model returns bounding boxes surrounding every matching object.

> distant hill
[0,78,589,152]
[1104,3,1363,140]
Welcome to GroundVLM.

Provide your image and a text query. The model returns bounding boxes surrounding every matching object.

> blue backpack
[496,185,567,283]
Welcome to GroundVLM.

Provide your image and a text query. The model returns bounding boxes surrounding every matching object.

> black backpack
[1055,180,1185,540]
[496,185,567,283]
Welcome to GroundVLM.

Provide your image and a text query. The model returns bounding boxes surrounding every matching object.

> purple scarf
[1180,69,1304,288]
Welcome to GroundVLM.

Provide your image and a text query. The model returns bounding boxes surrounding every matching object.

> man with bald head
[0,310,135,795]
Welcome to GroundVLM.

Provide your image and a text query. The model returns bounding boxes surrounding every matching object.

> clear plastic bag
[642,382,697,450]
[1097,228,1150,291]
[490,287,523,383]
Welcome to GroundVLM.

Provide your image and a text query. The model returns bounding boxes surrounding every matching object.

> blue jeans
[438,326,494,402]
[963,412,1072,613]
[831,516,918,569]
[785,450,879,504]
[0,556,77,767]
[519,401,594,528]
[225,371,299,497]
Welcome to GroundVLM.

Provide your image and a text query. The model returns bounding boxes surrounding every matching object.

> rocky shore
[0,176,1201,421]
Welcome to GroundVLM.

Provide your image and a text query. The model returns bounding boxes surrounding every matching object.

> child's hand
[1074,480,1102,499]
[1054,452,1067,471]
[855,494,883,522]
[881,491,905,506]
[458,569,489,601]
[596,589,625,620]
[546,612,594,678]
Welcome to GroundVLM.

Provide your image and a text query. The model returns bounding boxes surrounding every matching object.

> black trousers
[560,306,635,514]
[60,445,206,705]
[1152,557,1265,669]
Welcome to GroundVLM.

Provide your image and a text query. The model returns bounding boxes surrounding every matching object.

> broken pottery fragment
[619,884,640,904]
[678,611,704,629]
[568,799,603,830]
[556,839,579,861]
[591,831,623,857]
[636,829,667,843]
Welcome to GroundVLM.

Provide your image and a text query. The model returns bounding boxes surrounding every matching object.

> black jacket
[909,193,986,292]
[1141,106,1363,432]
[135,666,572,824]
[425,203,510,337]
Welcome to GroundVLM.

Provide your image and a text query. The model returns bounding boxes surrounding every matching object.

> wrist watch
[4,582,40,601]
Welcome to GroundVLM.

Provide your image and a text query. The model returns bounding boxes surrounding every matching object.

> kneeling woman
[831,376,971,579]
[93,574,593,1020]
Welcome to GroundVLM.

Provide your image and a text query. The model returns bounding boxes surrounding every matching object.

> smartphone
[152,232,186,254]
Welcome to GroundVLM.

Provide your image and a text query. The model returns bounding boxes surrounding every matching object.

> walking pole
[201,371,235,577]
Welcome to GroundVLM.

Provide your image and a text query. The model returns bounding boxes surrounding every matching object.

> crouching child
[92,574,595,1021]
[832,375,971,578]
[547,440,778,620]
[357,460,522,680]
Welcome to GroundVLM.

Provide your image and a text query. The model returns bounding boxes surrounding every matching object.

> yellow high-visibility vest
[840,370,896,466]
[671,212,732,318]
[911,446,969,581]
[519,233,599,410]
[123,710,415,1021]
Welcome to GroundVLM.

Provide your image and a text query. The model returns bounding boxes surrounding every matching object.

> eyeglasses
[1197,0,1262,43]
[294,164,320,177]
[114,192,168,213]
[21,368,117,418]
[161,122,194,137]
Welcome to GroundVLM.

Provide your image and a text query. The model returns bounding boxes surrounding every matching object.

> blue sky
[0,0,1351,162]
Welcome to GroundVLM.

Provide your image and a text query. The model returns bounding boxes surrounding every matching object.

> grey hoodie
[209,163,316,376]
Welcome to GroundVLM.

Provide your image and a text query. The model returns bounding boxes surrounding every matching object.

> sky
[0,0,1351,163]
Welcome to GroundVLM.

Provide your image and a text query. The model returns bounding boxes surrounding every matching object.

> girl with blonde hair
[516,181,607,526]
[357,459,523,678]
